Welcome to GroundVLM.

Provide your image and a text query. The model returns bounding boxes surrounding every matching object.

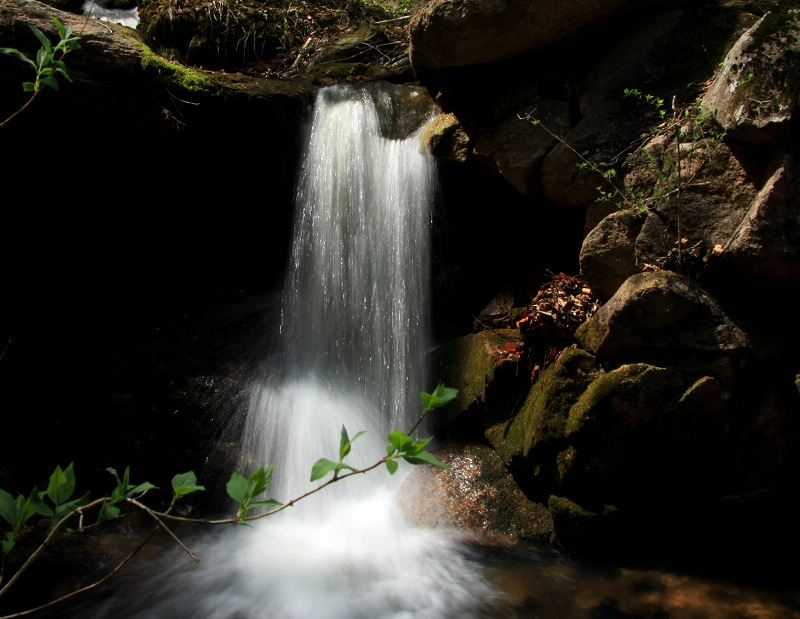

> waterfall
[78,82,494,619]
[240,83,434,505]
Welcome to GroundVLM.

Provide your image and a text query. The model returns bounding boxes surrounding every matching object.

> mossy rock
[429,329,520,432]
[487,348,601,465]
[559,363,687,502]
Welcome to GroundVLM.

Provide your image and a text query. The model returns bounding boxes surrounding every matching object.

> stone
[579,210,645,302]
[486,348,601,465]
[473,98,571,195]
[409,0,665,71]
[400,441,553,540]
[560,363,686,499]
[626,132,759,270]
[419,112,470,162]
[702,11,799,144]
[575,271,750,365]
[723,152,800,283]
[428,329,521,431]
[308,26,389,69]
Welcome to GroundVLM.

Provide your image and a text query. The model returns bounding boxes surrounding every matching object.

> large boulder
[722,151,800,283]
[702,10,799,144]
[486,347,601,467]
[575,271,750,371]
[579,210,644,302]
[474,98,571,195]
[409,0,666,72]
[399,441,553,540]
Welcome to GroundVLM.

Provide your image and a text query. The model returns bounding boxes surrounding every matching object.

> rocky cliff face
[413,0,800,561]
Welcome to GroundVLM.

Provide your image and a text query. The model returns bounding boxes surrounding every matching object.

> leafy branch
[0,14,84,129]
[0,383,457,617]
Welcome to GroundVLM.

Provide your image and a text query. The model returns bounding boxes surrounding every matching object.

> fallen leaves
[482,273,601,379]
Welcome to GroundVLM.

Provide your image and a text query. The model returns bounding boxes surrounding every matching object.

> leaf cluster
[226,466,281,523]
[0,463,89,554]
[1,17,81,93]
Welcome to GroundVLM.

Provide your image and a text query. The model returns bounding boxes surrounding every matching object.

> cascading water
[242,82,435,505]
[74,83,495,619]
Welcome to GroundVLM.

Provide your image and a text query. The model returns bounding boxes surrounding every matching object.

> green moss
[139,46,219,94]
[489,348,600,464]
[431,330,518,427]
[115,28,219,95]
[306,62,385,80]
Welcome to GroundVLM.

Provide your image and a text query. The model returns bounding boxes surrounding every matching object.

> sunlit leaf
[421,383,458,413]
[172,471,206,500]
[226,471,250,504]
[403,451,449,470]
[249,499,282,510]
[310,458,339,482]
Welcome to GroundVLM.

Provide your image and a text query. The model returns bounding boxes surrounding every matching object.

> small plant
[1,16,82,128]
[1,17,80,93]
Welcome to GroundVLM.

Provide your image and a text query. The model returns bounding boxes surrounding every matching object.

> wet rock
[362,81,439,140]
[419,112,470,162]
[548,495,620,551]
[400,441,552,541]
[560,363,686,498]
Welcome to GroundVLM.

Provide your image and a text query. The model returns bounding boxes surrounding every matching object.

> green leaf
[1,47,37,69]
[385,459,399,475]
[226,471,250,505]
[16,491,37,528]
[405,436,433,457]
[421,383,458,413]
[338,427,366,460]
[403,451,450,470]
[30,489,54,518]
[97,500,120,524]
[0,488,16,526]
[40,75,59,90]
[29,25,52,53]
[339,425,351,458]
[248,499,282,510]
[387,429,405,452]
[310,458,339,482]
[3,530,18,554]
[172,471,206,500]
[247,465,273,498]
[127,481,158,498]
[54,492,90,521]
[52,16,66,39]
[47,463,76,505]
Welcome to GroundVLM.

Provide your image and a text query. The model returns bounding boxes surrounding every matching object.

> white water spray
[80,83,494,619]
